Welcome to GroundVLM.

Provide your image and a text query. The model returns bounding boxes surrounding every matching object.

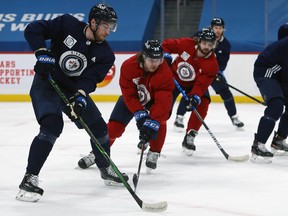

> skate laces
[27,174,40,187]
[175,115,184,124]
[106,166,118,178]
[273,138,288,149]
[258,144,270,153]
[232,116,241,124]
[186,134,195,145]
[147,151,160,163]
[83,152,95,164]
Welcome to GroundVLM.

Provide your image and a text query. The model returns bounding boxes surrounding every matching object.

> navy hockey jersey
[24,14,115,94]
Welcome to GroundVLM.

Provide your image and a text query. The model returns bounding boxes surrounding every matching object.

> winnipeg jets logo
[137,84,151,106]
[63,35,77,49]
[59,50,87,77]
[177,61,196,81]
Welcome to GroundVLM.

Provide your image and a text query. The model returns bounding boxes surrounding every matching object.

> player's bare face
[143,57,163,72]
[198,40,215,56]
[94,21,113,41]
[212,26,224,39]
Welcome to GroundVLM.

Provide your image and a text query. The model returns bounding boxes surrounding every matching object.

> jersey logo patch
[137,84,151,106]
[176,61,196,81]
[180,51,190,61]
[63,35,77,49]
[59,50,88,77]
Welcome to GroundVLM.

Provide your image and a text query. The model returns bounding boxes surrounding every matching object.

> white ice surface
[1,102,288,216]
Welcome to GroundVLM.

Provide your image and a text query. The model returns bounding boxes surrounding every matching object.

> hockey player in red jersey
[78,40,174,171]
[162,27,219,156]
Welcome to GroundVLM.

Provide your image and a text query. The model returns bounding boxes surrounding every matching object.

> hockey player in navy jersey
[251,25,288,163]
[16,3,128,203]
[174,17,244,131]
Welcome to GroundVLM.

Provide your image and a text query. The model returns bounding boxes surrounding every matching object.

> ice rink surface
[1,101,288,216]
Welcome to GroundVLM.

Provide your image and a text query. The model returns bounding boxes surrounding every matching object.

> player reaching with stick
[78,40,174,172]
[162,27,218,156]
[174,17,244,131]
[16,3,128,203]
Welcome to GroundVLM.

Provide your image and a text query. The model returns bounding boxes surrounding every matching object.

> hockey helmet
[142,40,164,59]
[198,27,216,43]
[278,23,288,40]
[211,17,225,28]
[89,3,117,31]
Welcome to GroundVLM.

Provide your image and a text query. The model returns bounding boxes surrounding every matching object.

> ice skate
[16,173,44,202]
[78,151,96,169]
[270,131,288,156]
[173,115,185,132]
[250,134,273,164]
[99,165,129,186]
[146,150,160,173]
[230,115,244,128]
[182,130,197,156]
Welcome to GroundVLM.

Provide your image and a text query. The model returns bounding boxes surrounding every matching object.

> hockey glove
[66,90,87,121]
[216,70,225,82]
[185,95,201,111]
[34,49,55,77]
[134,110,150,130]
[139,119,160,143]
[164,52,173,65]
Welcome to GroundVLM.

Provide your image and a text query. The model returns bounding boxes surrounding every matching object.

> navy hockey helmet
[89,3,117,31]
[278,23,288,40]
[142,40,164,59]
[211,17,225,28]
[198,27,216,43]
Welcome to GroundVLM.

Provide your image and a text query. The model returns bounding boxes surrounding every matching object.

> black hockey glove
[34,49,55,78]
[66,90,87,121]
[185,95,201,111]
[139,119,160,143]
[134,110,150,130]
[216,70,225,82]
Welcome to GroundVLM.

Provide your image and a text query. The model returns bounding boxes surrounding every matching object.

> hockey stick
[48,76,167,212]
[132,140,146,192]
[216,77,266,106]
[173,78,250,162]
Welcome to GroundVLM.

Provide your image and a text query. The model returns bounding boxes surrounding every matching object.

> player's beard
[198,46,212,57]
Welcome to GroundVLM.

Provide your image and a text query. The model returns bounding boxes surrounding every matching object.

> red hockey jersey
[162,37,218,97]
[120,55,174,123]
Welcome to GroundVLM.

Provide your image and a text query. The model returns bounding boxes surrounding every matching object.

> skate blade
[235,126,245,131]
[146,167,153,174]
[103,179,126,187]
[173,126,185,133]
[146,166,157,174]
[16,189,42,202]
[270,148,288,156]
[182,147,194,156]
[250,153,272,164]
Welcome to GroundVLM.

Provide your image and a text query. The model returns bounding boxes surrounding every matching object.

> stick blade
[142,201,168,212]
[132,174,138,191]
[228,154,250,162]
